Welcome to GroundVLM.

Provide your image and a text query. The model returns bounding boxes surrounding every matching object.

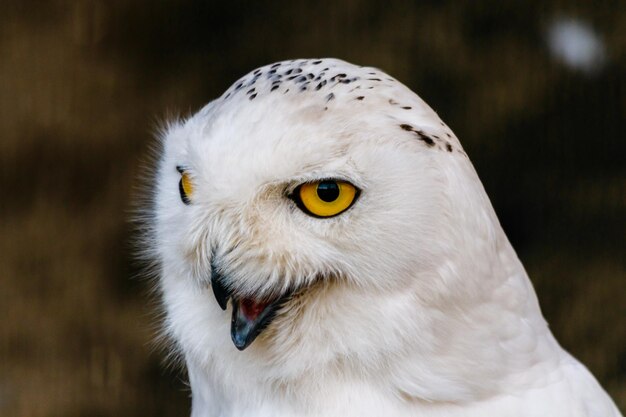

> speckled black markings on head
[446,143,453,152]
[222,60,394,114]
[399,124,436,147]
[417,132,435,147]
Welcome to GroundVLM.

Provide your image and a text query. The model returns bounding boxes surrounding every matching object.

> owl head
[148,59,520,390]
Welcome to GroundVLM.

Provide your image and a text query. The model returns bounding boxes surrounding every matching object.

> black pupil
[316,181,340,202]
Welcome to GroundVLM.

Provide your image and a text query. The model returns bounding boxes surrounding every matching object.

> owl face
[154,59,466,352]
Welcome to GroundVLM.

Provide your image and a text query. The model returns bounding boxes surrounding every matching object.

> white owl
[148,58,621,417]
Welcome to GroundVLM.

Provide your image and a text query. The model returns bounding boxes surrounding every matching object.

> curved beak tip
[211,271,230,311]
[209,258,292,351]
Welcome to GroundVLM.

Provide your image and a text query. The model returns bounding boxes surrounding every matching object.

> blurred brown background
[0,1,624,416]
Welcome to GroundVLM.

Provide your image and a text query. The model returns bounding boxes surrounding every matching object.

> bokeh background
[1,1,624,416]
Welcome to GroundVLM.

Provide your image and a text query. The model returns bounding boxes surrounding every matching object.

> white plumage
[149,58,621,417]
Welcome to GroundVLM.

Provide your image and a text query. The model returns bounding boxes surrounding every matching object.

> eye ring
[291,179,359,218]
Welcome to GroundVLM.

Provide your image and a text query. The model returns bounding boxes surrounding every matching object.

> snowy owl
[147,58,622,417]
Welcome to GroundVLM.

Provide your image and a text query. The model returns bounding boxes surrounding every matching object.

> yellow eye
[179,171,193,204]
[295,180,358,218]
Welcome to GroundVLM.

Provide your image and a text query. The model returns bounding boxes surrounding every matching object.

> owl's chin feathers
[211,267,294,350]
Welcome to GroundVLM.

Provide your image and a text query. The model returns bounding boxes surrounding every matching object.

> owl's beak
[211,264,290,350]
[210,267,231,311]
[230,296,288,350]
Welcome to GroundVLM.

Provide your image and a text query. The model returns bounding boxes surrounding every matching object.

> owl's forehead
[178,58,461,188]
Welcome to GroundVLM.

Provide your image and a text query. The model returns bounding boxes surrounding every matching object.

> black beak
[210,258,290,350]
[210,265,230,311]
[230,296,287,350]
